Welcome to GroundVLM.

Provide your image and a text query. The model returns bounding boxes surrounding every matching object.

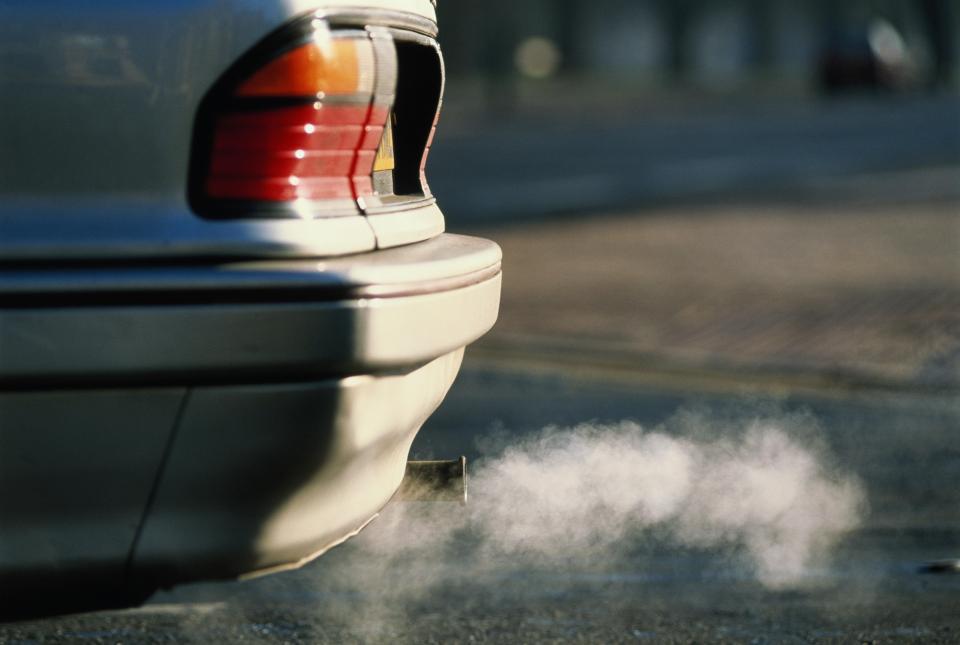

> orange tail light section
[235,39,365,98]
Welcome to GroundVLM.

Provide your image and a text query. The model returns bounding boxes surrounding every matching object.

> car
[0,0,501,618]
[817,17,915,93]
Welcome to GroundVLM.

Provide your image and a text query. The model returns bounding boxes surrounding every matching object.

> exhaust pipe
[395,457,467,503]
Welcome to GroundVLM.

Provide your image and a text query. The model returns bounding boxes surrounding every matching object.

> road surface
[2,361,958,644]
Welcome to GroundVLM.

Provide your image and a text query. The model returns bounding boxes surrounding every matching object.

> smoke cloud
[347,412,866,593]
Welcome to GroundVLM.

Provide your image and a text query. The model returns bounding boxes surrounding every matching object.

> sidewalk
[472,199,960,392]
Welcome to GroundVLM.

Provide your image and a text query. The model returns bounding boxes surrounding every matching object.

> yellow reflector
[373,114,395,172]
[236,39,362,97]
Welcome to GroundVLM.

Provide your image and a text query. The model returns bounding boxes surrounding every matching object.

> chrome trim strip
[0,234,499,299]
[0,264,500,307]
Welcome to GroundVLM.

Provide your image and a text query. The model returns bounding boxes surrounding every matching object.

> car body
[0,0,500,617]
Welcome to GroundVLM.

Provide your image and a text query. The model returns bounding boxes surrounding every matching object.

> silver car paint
[0,0,439,260]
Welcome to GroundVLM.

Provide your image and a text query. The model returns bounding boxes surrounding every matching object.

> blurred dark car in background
[819,19,915,92]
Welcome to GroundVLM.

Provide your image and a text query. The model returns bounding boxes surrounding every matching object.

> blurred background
[424,0,960,392]
[439,0,958,110]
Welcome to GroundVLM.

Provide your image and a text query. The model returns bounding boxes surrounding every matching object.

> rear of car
[0,0,500,617]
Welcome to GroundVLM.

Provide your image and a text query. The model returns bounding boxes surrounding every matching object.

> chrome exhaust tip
[395,457,467,503]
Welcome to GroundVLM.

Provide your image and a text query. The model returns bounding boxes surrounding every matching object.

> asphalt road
[3,363,958,644]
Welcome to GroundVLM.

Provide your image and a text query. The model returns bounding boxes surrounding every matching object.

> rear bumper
[0,351,465,615]
[0,233,500,613]
[133,349,466,590]
[0,233,501,386]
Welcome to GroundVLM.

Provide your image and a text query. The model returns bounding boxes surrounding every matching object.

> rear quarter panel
[0,0,436,260]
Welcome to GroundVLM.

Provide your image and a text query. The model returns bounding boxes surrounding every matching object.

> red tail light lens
[191,20,398,217]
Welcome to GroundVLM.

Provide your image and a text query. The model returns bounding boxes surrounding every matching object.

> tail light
[189,13,442,220]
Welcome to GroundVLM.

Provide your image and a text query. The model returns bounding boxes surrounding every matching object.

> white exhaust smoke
[351,412,866,592]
